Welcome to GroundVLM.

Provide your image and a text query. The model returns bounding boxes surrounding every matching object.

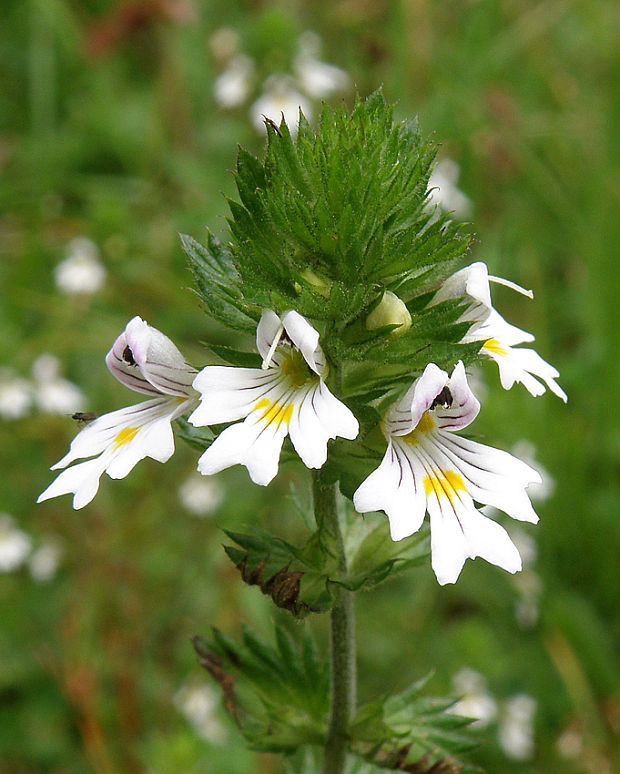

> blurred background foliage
[1,0,618,772]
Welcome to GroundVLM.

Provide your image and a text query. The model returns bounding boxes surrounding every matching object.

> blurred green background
[1,0,619,772]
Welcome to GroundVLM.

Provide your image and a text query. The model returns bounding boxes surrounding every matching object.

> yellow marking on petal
[423,469,466,506]
[483,338,508,357]
[254,398,294,429]
[112,426,139,450]
[401,411,435,444]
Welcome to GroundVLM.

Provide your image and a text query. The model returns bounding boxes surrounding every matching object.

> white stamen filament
[488,274,534,299]
[261,323,285,370]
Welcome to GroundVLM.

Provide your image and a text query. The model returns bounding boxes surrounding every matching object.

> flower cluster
[38,263,565,584]
[210,28,350,136]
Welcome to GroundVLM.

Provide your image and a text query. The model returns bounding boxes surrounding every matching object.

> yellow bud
[366,291,412,335]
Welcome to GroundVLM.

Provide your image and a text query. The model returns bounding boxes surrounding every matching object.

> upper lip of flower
[105,316,198,398]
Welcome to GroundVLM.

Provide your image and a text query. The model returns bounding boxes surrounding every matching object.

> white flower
[178,473,223,516]
[499,694,536,760]
[37,317,199,509]
[427,159,471,218]
[432,262,567,401]
[450,668,498,728]
[54,237,106,294]
[214,55,253,108]
[190,310,359,486]
[28,539,63,582]
[174,681,226,743]
[0,515,32,572]
[250,75,312,137]
[0,369,32,420]
[294,32,350,99]
[353,361,541,585]
[32,354,86,415]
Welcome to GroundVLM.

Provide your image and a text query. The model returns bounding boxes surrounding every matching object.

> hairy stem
[312,469,356,774]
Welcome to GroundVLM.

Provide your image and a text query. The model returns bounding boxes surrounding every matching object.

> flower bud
[300,268,331,298]
[365,291,412,335]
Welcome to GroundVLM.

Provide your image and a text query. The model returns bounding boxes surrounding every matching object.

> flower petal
[431,262,493,323]
[37,455,110,510]
[427,432,541,523]
[434,361,480,431]
[190,367,282,425]
[124,317,197,397]
[353,440,427,541]
[468,309,534,347]
[105,316,196,397]
[386,363,448,436]
[288,380,358,469]
[256,309,284,365]
[282,310,326,376]
[51,399,174,469]
[197,413,288,486]
[482,342,567,402]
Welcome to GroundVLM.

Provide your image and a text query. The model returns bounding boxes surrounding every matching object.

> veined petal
[482,342,568,402]
[467,308,534,347]
[426,432,541,523]
[354,440,428,541]
[433,361,480,431]
[427,489,521,585]
[125,317,197,397]
[190,367,283,425]
[39,396,193,509]
[282,310,326,376]
[105,316,197,398]
[386,363,448,436]
[288,380,358,469]
[51,399,176,469]
[106,334,160,396]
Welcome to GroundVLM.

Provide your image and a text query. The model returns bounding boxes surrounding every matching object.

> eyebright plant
[38,91,566,773]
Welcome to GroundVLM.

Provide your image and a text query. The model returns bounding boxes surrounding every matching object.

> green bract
[181,90,479,406]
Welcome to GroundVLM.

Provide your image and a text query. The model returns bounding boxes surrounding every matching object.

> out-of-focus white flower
[0,369,32,420]
[427,159,471,218]
[214,55,253,109]
[54,237,106,294]
[499,694,536,760]
[0,515,32,572]
[174,681,226,743]
[294,32,350,99]
[38,317,199,509]
[178,473,223,517]
[28,540,63,582]
[353,361,540,585]
[450,668,498,727]
[250,75,312,137]
[32,354,86,415]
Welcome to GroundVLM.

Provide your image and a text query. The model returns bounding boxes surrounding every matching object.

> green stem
[312,469,356,774]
